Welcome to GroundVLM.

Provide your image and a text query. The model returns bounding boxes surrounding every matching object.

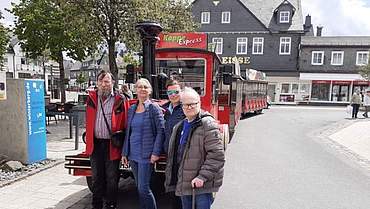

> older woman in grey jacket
[164,87,225,209]
[351,90,362,119]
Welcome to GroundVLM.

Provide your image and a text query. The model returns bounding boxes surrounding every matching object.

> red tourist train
[65,32,267,189]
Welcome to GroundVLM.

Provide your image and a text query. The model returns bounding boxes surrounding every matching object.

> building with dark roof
[192,0,311,103]
[299,36,370,103]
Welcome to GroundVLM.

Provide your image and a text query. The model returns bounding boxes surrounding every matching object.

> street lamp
[8,44,16,78]
[135,21,162,99]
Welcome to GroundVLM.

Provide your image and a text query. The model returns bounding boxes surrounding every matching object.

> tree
[67,0,198,83]
[359,52,370,81]
[10,0,99,103]
[76,73,87,88]
[0,13,9,66]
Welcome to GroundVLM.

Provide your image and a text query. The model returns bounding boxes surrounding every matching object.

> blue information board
[24,79,47,164]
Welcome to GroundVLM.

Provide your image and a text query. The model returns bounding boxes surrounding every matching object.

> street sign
[24,79,47,164]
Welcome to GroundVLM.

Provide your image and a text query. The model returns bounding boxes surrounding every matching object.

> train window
[156,59,206,95]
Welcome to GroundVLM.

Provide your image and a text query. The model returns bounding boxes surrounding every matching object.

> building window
[311,82,330,101]
[356,51,369,66]
[212,37,223,54]
[331,51,344,65]
[221,11,230,23]
[280,11,290,23]
[281,83,290,93]
[292,83,299,94]
[279,37,291,55]
[21,58,27,65]
[236,38,248,54]
[201,12,210,24]
[252,37,264,55]
[311,51,324,65]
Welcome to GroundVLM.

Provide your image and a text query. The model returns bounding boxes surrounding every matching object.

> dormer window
[201,12,210,24]
[280,11,290,23]
[221,11,230,23]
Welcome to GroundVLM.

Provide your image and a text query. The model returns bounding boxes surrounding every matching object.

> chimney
[304,15,312,27]
[316,26,323,36]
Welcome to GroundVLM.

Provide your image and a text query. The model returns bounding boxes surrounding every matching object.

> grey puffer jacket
[164,112,225,196]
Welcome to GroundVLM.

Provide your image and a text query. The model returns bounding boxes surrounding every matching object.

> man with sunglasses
[162,79,185,209]
[165,87,225,209]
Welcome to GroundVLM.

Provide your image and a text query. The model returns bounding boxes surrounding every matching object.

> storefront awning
[299,73,364,81]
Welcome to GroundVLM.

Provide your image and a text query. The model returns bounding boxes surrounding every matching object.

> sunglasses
[167,90,180,96]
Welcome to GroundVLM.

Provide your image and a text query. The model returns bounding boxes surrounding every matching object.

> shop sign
[312,80,331,84]
[157,33,207,49]
[0,71,6,100]
[221,56,251,65]
[353,80,370,85]
[332,80,351,85]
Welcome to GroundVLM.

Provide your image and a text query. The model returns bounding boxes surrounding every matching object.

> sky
[1,0,370,36]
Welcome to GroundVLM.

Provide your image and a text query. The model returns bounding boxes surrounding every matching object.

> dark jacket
[163,101,185,154]
[164,112,225,196]
[85,90,128,160]
[122,100,165,159]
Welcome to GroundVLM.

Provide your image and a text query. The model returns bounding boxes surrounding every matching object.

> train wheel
[86,176,93,192]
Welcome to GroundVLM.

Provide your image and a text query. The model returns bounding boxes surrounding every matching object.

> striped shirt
[94,93,115,139]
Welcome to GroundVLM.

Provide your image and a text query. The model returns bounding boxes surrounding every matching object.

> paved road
[214,106,370,209]
[67,106,370,209]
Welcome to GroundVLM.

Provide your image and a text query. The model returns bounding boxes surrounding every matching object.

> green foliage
[66,0,198,81]
[76,73,87,85]
[359,58,370,81]
[123,53,140,68]
[10,0,100,102]
[10,0,98,61]
[0,13,9,66]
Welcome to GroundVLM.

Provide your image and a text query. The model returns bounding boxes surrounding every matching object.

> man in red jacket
[85,70,128,209]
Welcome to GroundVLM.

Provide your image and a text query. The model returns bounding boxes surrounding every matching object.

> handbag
[346,104,353,115]
[100,98,124,148]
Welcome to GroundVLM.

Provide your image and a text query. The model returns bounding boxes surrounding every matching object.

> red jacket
[85,90,128,160]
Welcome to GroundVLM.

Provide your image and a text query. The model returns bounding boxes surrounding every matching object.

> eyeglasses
[182,102,199,109]
[136,85,150,89]
[167,90,180,96]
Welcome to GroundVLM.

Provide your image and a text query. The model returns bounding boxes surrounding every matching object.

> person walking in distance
[165,87,225,209]
[351,90,362,119]
[85,70,128,209]
[363,88,370,118]
[121,78,165,209]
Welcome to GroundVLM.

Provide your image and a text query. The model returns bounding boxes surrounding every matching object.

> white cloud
[302,0,370,36]
[0,0,19,28]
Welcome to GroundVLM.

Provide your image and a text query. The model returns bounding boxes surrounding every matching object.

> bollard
[75,112,79,150]
[69,113,73,139]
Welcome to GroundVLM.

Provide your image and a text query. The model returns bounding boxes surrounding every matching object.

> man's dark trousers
[90,139,120,209]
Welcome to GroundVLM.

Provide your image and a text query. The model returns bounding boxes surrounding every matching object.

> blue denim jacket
[122,100,165,159]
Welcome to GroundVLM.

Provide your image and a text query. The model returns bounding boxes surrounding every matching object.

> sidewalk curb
[310,119,370,177]
[0,159,65,188]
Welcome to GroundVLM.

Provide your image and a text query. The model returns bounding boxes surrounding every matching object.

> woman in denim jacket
[122,78,165,209]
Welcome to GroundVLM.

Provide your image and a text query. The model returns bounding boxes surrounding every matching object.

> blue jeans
[130,161,157,209]
[181,193,214,209]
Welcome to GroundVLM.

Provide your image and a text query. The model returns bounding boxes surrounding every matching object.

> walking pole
[192,183,196,209]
